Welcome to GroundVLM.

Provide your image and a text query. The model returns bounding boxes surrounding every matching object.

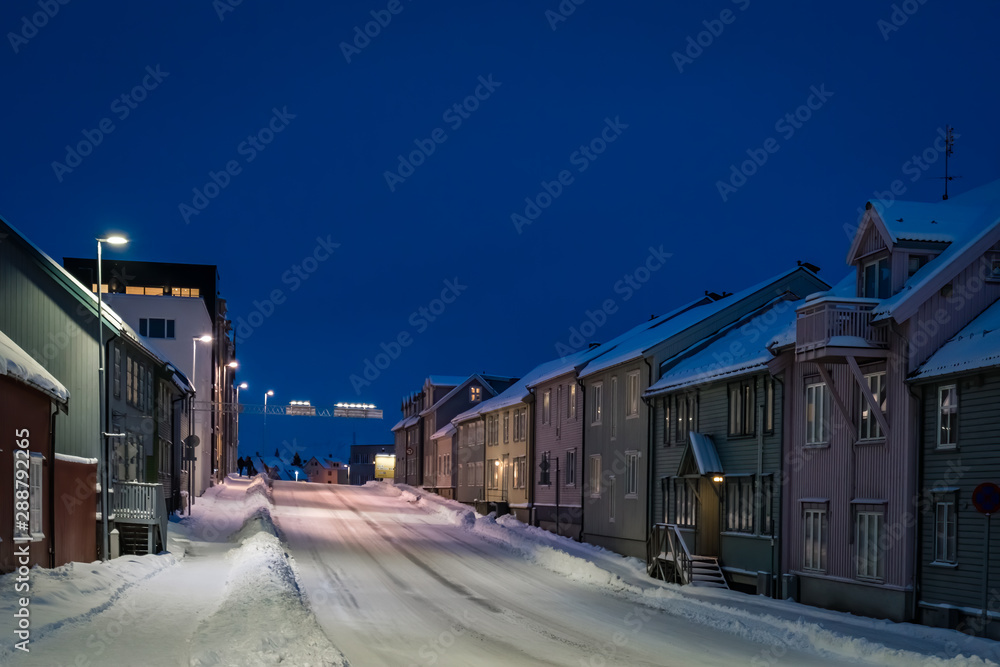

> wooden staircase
[647,523,729,589]
[113,481,168,556]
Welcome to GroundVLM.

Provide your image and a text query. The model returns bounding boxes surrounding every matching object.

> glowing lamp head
[239,383,248,389]
[228,361,239,369]
[712,475,724,483]
[104,235,128,245]
[197,335,213,343]
[266,390,274,397]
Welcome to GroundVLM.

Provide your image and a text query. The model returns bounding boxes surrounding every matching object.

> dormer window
[470,386,481,402]
[988,255,1000,282]
[907,254,929,278]
[861,257,890,299]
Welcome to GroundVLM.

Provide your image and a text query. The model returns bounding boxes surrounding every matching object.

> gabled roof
[863,179,1000,323]
[0,329,69,403]
[683,432,723,476]
[646,296,799,396]
[427,375,466,387]
[581,266,825,378]
[910,298,1000,381]
[419,373,515,417]
[430,423,456,440]
[390,415,419,432]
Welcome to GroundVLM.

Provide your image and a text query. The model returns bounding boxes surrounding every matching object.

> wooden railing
[113,481,168,553]
[795,298,888,353]
[647,523,692,585]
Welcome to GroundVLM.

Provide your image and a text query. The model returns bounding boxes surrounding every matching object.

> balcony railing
[795,298,888,354]
[113,481,168,554]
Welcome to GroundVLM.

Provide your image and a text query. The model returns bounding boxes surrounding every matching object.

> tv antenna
[933,125,962,200]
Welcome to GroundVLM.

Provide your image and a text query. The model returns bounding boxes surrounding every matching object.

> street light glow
[198,334,213,343]
[228,361,238,368]
[239,382,248,389]
[100,235,129,245]
[267,390,274,396]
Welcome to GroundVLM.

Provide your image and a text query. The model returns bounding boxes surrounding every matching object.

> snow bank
[388,485,998,667]
[189,497,348,667]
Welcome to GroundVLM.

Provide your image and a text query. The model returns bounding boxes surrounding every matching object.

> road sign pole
[985,513,992,633]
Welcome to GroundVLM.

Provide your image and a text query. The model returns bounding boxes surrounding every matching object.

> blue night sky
[2,1,998,462]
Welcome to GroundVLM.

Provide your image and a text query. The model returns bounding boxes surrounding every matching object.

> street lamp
[188,334,212,511]
[263,390,274,451]
[219,361,239,481]
[96,234,128,561]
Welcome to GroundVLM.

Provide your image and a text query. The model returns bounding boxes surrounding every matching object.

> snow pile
[189,488,348,667]
[0,554,176,662]
[386,485,998,667]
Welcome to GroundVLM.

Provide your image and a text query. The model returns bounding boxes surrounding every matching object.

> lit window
[724,476,754,533]
[543,389,551,425]
[728,379,755,437]
[470,386,481,402]
[626,371,640,418]
[568,383,577,419]
[591,383,603,425]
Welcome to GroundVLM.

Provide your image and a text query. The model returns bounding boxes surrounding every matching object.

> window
[591,382,603,425]
[609,476,616,522]
[908,254,929,278]
[113,346,122,399]
[610,376,618,438]
[934,498,957,564]
[724,476,755,533]
[513,456,526,489]
[486,415,498,447]
[626,371,640,418]
[862,256,890,299]
[470,386,481,402]
[764,376,774,433]
[624,451,638,498]
[856,509,885,581]
[805,382,828,445]
[760,474,774,535]
[503,413,509,444]
[139,318,175,339]
[487,459,499,489]
[539,451,551,485]
[728,379,755,437]
[513,408,526,442]
[938,385,958,448]
[565,449,576,486]
[662,398,671,445]
[14,452,45,541]
[803,507,827,572]
[670,477,697,527]
[676,393,697,444]
[589,455,601,498]
[568,383,577,419]
[542,389,551,424]
[858,371,887,440]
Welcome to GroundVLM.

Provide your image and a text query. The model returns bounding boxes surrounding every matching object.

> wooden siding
[484,403,531,507]
[651,373,783,576]
[456,419,484,504]
[0,239,102,459]
[918,372,1000,611]
[533,372,585,533]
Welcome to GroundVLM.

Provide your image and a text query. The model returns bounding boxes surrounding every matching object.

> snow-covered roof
[910,299,1000,380]
[581,267,816,378]
[869,179,1000,323]
[428,375,466,387]
[430,423,456,440]
[255,456,306,481]
[419,373,516,417]
[0,329,69,403]
[646,298,799,396]
[390,415,419,432]
[873,200,979,244]
[687,432,723,475]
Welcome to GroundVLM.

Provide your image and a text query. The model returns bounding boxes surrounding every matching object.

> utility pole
[934,125,961,200]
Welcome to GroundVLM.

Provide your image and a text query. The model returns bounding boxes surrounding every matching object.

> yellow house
[479,381,532,523]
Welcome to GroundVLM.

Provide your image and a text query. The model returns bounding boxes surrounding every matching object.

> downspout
[526,387,536,527]
[908,380,924,623]
[577,376,587,542]
[48,404,58,568]
[643,357,654,549]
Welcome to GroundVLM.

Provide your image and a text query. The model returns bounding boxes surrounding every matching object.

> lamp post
[219,361,238,481]
[189,335,212,511]
[96,235,128,561]
[236,382,247,469]
[263,390,274,452]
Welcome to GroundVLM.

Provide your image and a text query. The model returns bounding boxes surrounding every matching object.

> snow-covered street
[4,476,1000,666]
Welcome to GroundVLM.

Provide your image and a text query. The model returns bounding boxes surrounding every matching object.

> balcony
[113,481,168,556]
[795,297,889,360]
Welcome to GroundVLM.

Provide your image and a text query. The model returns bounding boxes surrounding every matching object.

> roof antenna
[933,126,962,200]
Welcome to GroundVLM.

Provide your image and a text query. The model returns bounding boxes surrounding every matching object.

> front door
[696,477,720,556]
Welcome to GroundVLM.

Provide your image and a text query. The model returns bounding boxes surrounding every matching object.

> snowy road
[275,482,845,666]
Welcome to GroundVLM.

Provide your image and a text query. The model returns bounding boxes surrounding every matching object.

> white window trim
[609,475,616,523]
[624,450,639,499]
[626,371,640,419]
[803,507,827,572]
[933,497,958,565]
[858,371,887,441]
[937,384,958,450]
[568,383,577,420]
[610,376,618,439]
[29,452,45,541]
[589,454,601,498]
[543,389,551,425]
[591,382,603,426]
[805,381,828,446]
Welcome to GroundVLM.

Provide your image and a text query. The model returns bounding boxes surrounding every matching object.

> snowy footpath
[2,476,1000,666]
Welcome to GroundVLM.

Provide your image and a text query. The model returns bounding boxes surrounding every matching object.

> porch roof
[686,432,723,476]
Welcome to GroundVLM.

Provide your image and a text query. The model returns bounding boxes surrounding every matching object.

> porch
[113,481,169,556]
[795,297,889,362]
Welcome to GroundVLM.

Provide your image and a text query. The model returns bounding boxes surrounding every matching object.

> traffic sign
[973,482,1000,515]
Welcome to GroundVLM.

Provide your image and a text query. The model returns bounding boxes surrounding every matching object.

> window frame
[669,477,697,527]
[724,475,755,534]
[855,508,885,582]
[805,381,829,446]
[727,379,756,438]
[542,389,551,425]
[610,376,618,439]
[591,382,603,426]
[933,495,958,565]
[803,505,828,573]
[626,371,640,419]
[568,383,577,420]
[565,449,576,486]
[470,386,482,403]
[937,384,958,449]
[539,451,551,486]
[608,475,617,523]
[589,454,602,498]
[624,450,639,498]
